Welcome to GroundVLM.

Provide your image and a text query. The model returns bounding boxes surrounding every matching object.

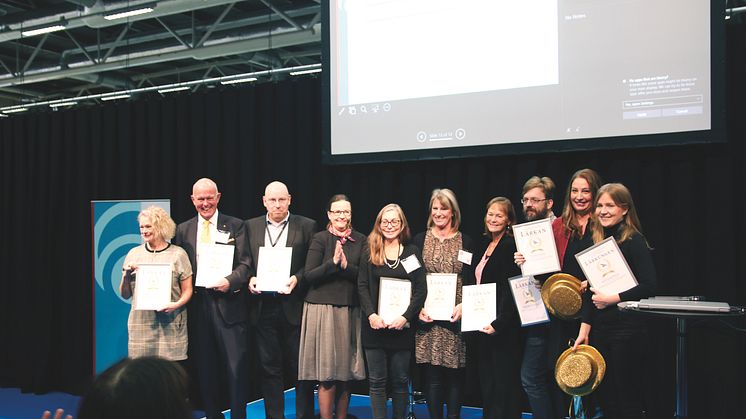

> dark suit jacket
[245,213,317,326]
[173,212,252,325]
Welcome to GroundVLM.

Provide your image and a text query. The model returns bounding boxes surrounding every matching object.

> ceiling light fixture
[50,101,78,108]
[157,86,190,93]
[289,68,322,76]
[3,107,28,113]
[0,64,323,115]
[220,77,258,85]
[100,94,131,101]
[21,23,66,37]
[104,6,155,21]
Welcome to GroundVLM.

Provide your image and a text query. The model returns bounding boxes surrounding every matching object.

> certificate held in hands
[513,218,561,276]
[134,263,172,310]
[424,273,457,321]
[256,246,293,292]
[509,275,550,326]
[461,283,496,332]
[196,243,235,288]
[378,277,412,325]
[575,237,638,295]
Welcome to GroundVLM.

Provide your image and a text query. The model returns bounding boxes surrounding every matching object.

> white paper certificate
[196,243,235,288]
[461,283,496,332]
[513,218,561,276]
[575,237,638,296]
[424,273,457,321]
[256,246,293,292]
[378,277,412,325]
[134,263,172,310]
[509,275,550,326]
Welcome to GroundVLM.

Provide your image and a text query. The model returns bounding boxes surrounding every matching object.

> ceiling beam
[0,26,320,88]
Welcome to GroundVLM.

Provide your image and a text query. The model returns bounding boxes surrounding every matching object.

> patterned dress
[415,230,466,369]
[124,243,192,360]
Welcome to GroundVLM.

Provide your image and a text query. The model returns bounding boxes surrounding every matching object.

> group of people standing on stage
[118,170,657,419]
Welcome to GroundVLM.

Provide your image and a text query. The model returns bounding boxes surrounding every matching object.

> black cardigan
[357,243,427,349]
[303,230,366,306]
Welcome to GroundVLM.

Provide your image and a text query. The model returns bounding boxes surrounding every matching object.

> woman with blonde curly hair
[120,205,193,360]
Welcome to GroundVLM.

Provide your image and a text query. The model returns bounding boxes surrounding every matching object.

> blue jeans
[364,348,410,419]
[521,327,557,419]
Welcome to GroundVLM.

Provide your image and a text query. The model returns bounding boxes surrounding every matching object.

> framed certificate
[196,243,235,288]
[424,273,457,321]
[513,218,561,276]
[256,246,293,292]
[134,263,172,310]
[461,283,496,332]
[508,275,550,326]
[378,277,412,325]
[575,237,638,295]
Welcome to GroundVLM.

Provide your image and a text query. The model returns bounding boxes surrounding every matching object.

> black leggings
[422,364,464,419]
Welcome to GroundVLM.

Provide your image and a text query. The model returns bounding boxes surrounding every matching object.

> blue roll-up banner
[91,199,170,374]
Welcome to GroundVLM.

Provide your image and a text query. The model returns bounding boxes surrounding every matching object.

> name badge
[457,249,473,265]
[401,255,421,273]
[215,230,231,244]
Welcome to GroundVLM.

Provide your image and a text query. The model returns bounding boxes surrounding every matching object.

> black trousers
[590,311,647,419]
[256,297,314,419]
[476,333,522,419]
[193,292,249,419]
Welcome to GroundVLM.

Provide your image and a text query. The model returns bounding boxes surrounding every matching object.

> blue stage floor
[1,386,533,418]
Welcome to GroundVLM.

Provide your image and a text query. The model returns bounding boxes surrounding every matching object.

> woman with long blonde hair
[358,203,427,419]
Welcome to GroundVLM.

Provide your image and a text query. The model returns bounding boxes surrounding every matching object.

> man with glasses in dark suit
[246,181,317,419]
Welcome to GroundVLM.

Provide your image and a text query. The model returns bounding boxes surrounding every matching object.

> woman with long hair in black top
[573,183,657,419]
[358,203,427,419]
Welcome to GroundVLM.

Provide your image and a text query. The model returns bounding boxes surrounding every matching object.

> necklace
[384,242,402,269]
[384,257,400,270]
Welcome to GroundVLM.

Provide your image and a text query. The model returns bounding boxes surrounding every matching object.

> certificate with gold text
[378,277,412,325]
[461,283,496,332]
[196,243,234,288]
[513,218,560,276]
[134,263,172,310]
[424,273,457,321]
[575,237,638,295]
[256,246,293,292]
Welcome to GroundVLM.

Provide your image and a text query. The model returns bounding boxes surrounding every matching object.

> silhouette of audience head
[77,356,191,419]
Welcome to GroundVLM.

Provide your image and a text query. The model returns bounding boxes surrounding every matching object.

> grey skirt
[298,302,366,382]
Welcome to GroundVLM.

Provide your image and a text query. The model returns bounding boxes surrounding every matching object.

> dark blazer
[469,234,521,335]
[173,212,252,325]
[245,213,317,326]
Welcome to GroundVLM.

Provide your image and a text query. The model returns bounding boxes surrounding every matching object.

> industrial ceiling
[0,0,321,110]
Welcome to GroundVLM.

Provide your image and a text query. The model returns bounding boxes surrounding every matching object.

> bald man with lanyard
[246,181,317,419]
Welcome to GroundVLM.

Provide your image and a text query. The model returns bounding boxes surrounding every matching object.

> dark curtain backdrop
[1,24,745,418]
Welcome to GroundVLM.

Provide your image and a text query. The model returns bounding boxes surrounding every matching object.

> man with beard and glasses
[517,176,559,419]
[520,176,556,223]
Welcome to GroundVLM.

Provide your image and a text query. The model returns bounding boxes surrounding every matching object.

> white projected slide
[342,0,558,104]
[325,0,714,160]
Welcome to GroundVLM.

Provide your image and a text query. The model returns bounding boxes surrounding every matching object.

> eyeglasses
[520,197,547,205]
[380,219,401,227]
[265,197,289,205]
[329,210,351,216]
